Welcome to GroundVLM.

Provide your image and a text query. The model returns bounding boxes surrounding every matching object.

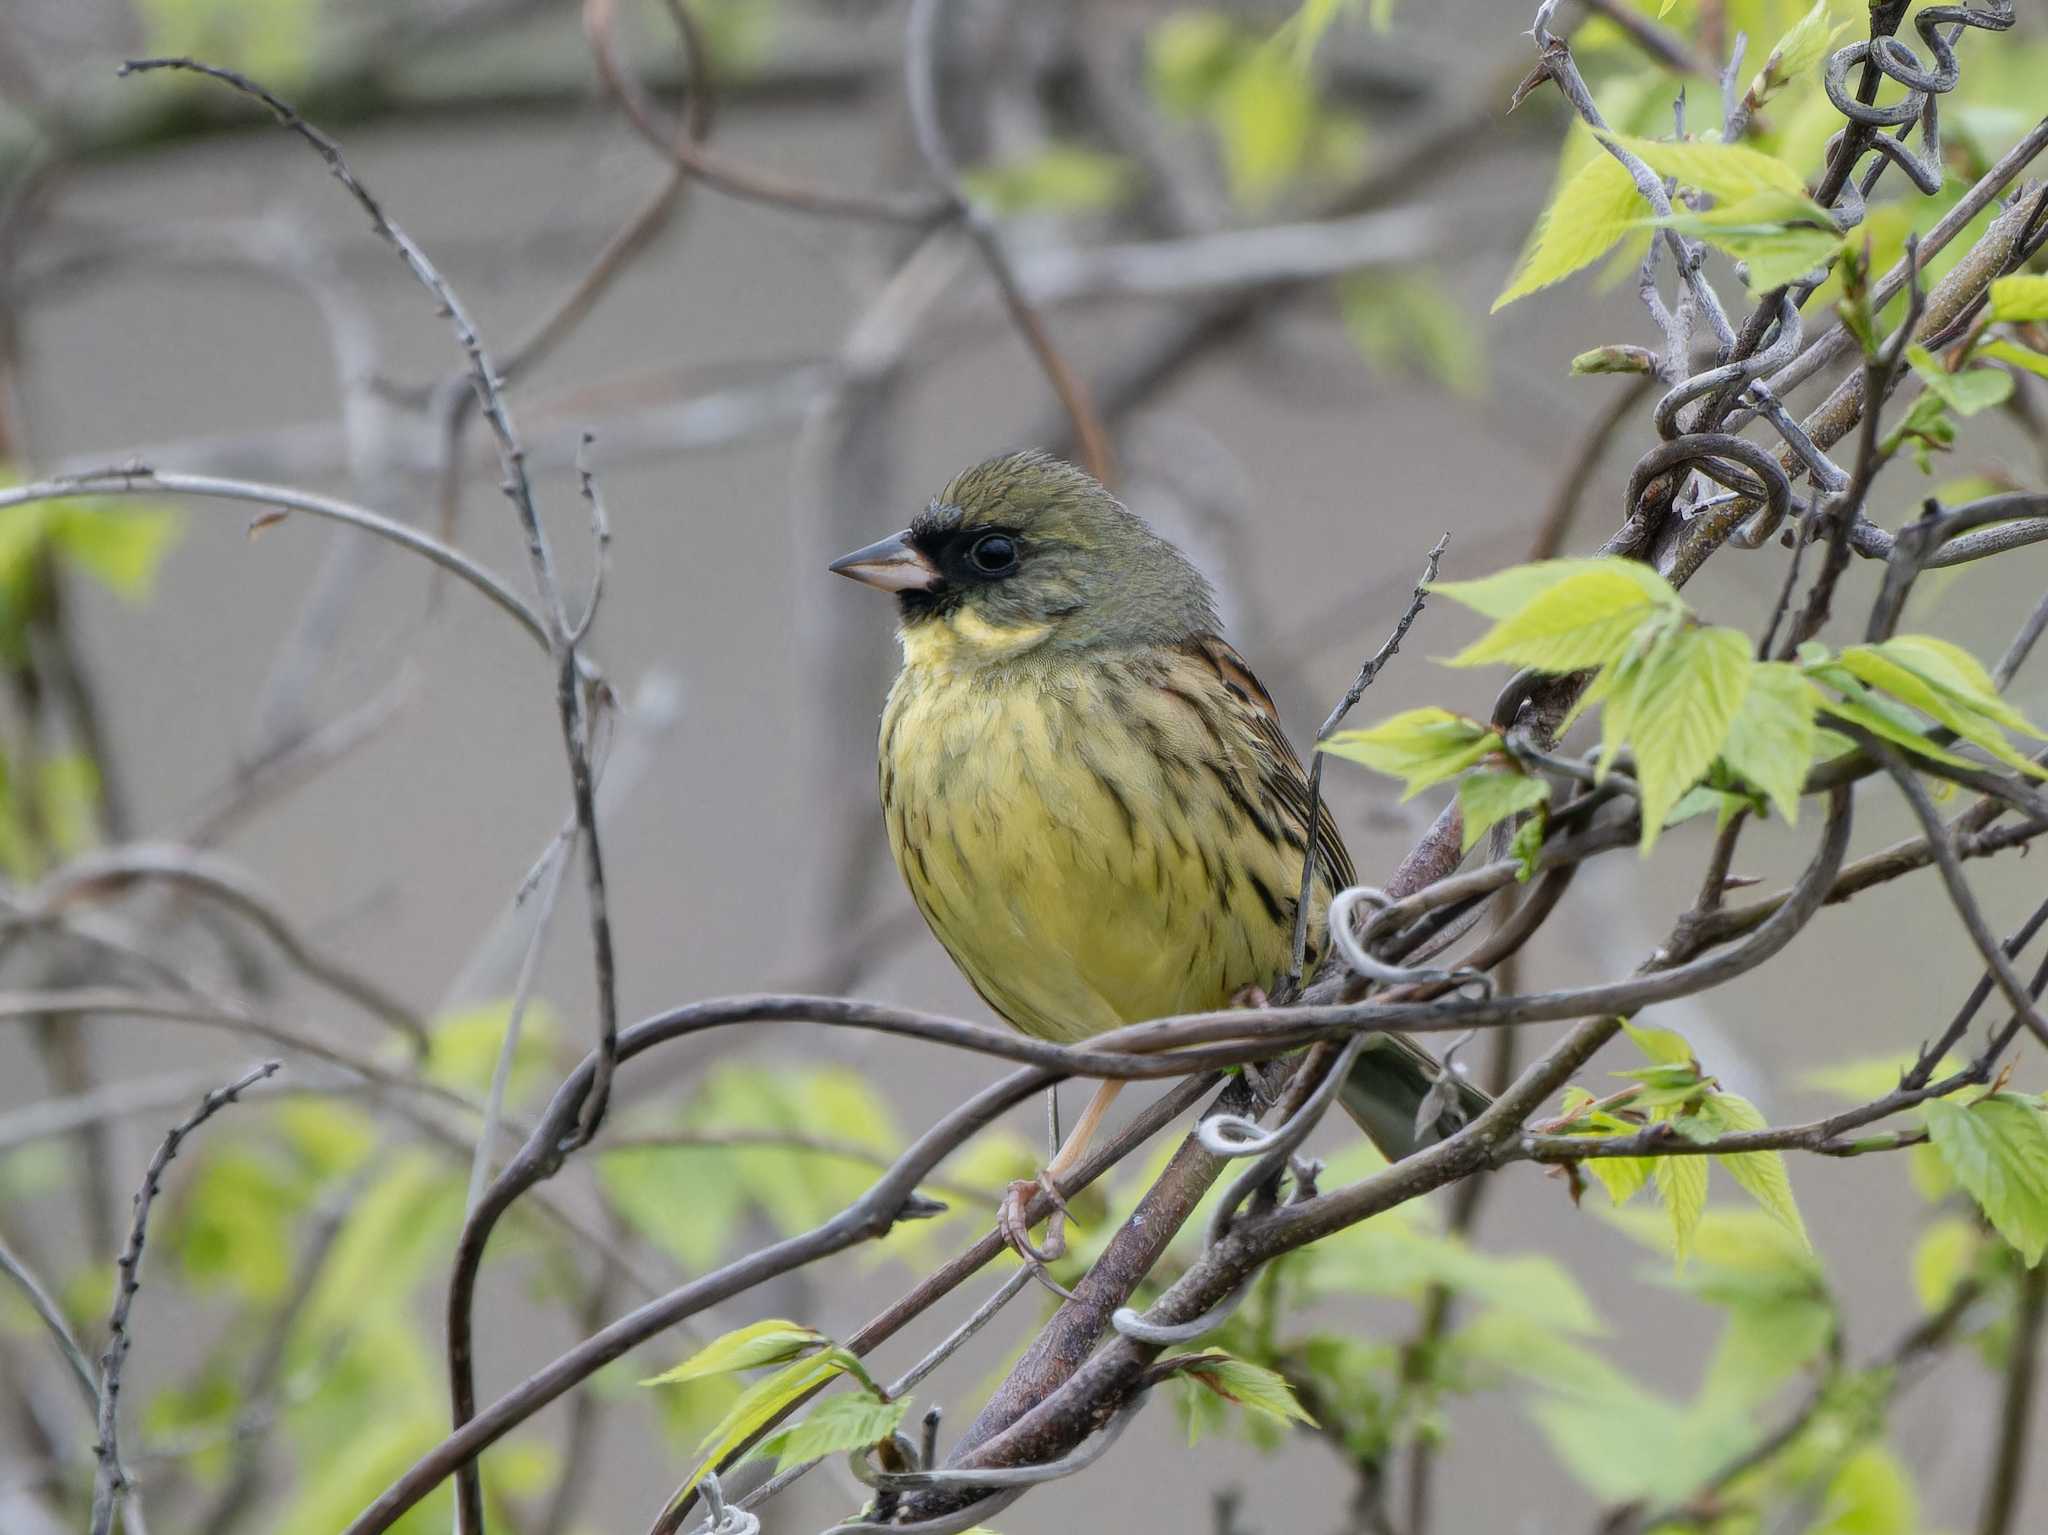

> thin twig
[1287,534,1449,985]
[90,1061,282,1535]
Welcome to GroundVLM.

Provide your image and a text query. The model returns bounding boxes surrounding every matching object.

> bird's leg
[1000,1079,1124,1270]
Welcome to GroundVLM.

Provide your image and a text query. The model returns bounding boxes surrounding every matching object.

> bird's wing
[1176,632,1355,894]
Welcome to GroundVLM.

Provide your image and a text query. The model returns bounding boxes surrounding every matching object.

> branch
[89,1061,281,1535]
[1978,1262,2047,1535]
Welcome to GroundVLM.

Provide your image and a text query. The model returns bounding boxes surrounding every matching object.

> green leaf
[1171,1351,1316,1428]
[960,144,1134,215]
[1871,634,2045,740]
[1653,195,1843,292]
[1719,661,1818,822]
[1654,1149,1709,1267]
[1836,643,2048,777]
[1320,708,1500,799]
[1980,337,2048,379]
[1604,133,1810,204]
[1213,44,1318,205]
[1817,1443,1920,1535]
[1445,563,1680,673]
[1456,769,1548,852]
[1493,149,1646,310]
[1509,815,1545,881]
[1704,1093,1810,1247]
[1625,626,1754,850]
[640,1321,829,1386]
[1906,344,2015,417]
[48,504,182,599]
[677,1350,863,1494]
[1584,1154,1653,1206]
[1923,1094,2048,1264]
[1989,273,2048,322]
[1340,271,1486,398]
[1623,1021,1694,1066]
[1911,1216,1982,1312]
[1811,685,1981,772]
[1748,0,1852,107]
[1430,556,1675,619]
[755,1393,910,1471]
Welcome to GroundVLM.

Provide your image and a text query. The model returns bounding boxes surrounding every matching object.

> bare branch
[90,1061,282,1535]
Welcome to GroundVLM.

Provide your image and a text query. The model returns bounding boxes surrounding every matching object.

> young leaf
[1446,564,1680,674]
[1911,1216,1982,1312]
[1653,1150,1709,1267]
[1988,273,2048,322]
[1718,661,1818,822]
[754,1393,910,1471]
[1655,208,1841,292]
[1870,635,2045,740]
[1319,708,1500,798]
[1493,149,1646,310]
[1509,815,1545,881]
[1457,769,1549,852]
[1922,1095,2048,1264]
[640,1320,828,1386]
[1836,645,2048,778]
[1603,133,1809,204]
[1811,683,1981,772]
[1433,555,1678,621]
[675,1351,859,1494]
[1171,1351,1317,1429]
[1748,0,1850,107]
[1623,1021,1693,1067]
[1905,343,2015,417]
[1704,1093,1810,1247]
[1585,1154,1653,1206]
[1979,337,2048,379]
[1624,626,1754,849]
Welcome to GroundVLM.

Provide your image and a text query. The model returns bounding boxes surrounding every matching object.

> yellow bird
[832,451,1483,1255]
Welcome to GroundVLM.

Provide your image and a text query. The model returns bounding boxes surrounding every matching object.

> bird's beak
[829,530,940,593]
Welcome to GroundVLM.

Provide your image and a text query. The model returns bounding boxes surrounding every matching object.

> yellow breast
[878,628,1317,1043]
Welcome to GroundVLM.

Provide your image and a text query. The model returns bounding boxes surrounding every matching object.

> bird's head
[829,450,1216,667]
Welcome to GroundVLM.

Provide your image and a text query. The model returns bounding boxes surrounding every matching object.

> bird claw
[1000,1174,1079,1300]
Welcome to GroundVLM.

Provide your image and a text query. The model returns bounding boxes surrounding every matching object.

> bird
[831,450,1486,1262]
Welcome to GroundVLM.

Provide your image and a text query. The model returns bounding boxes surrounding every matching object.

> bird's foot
[999,1173,1079,1299]
[1229,984,1271,1010]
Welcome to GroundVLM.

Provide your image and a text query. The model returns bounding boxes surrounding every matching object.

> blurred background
[1,1,2044,1532]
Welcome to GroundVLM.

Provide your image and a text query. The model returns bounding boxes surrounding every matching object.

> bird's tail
[1336,1032,1493,1162]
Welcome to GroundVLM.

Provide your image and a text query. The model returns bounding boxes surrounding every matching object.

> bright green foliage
[1318,707,1500,799]
[1652,192,1843,291]
[1698,1092,1809,1246]
[1747,0,1852,109]
[1886,345,2016,469]
[653,1339,878,1492]
[1493,150,1645,310]
[755,1393,910,1471]
[1720,662,1820,823]
[0,484,181,663]
[1438,557,1681,673]
[960,144,1135,215]
[1814,636,2048,779]
[1922,1094,2048,1264]
[1989,273,2048,321]
[641,1320,830,1385]
[1980,337,2048,378]
[1456,769,1548,852]
[1604,133,1809,203]
[1169,1350,1316,1437]
[1608,624,1754,847]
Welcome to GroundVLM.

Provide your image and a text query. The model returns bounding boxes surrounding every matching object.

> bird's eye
[968,533,1018,575]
